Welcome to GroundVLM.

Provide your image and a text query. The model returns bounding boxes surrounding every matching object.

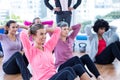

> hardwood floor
[0,57,120,80]
[96,61,120,80]
[0,58,22,80]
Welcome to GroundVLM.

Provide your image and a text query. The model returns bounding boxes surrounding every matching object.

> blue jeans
[56,11,71,27]
[2,52,32,80]
[49,67,77,80]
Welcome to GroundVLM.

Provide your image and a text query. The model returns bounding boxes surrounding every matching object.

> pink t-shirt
[20,27,61,80]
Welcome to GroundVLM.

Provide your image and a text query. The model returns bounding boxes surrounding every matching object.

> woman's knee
[64,67,77,77]
[72,56,80,61]
[80,54,91,61]
[64,70,76,80]
[62,67,74,73]
[72,64,85,77]
[81,54,89,58]
[49,68,76,80]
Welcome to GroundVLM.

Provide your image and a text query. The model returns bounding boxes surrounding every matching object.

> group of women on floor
[0,18,120,80]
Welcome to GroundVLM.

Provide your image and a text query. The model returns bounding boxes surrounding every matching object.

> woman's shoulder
[0,34,7,37]
[0,34,7,41]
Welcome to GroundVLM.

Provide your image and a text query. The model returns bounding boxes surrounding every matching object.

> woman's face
[34,19,41,24]
[98,27,106,36]
[33,28,46,45]
[8,23,18,35]
[61,26,69,37]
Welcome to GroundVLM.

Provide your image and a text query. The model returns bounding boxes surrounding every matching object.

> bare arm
[18,25,29,30]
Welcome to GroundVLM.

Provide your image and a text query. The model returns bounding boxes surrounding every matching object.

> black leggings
[49,67,77,80]
[58,54,100,78]
[95,41,120,64]
[2,52,31,80]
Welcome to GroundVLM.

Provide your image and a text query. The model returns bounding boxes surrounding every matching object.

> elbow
[72,24,81,30]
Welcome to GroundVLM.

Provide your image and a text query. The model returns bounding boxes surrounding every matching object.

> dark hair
[93,19,110,33]
[32,17,40,24]
[5,20,16,34]
[57,21,68,28]
[29,24,44,35]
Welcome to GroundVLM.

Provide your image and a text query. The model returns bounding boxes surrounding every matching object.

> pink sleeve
[41,20,53,26]
[45,27,61,52]
[69,24,81,39]
[20,30,32,62]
